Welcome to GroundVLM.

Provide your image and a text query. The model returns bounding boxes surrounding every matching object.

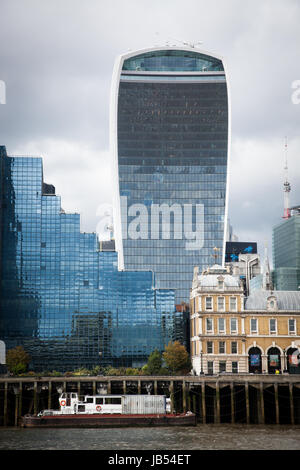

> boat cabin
[38,393,169,416]
[59,393,122,414]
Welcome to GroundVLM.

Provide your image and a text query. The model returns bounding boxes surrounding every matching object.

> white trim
[222,51,231,269]
[288,318,297,335]
[218,317,226,334]
[217,296,225,312]
[110,53,124,270]
[229,296,237,311]
[121,70,226,76]
[266,344,284,355]
[250,317,258,334]
[269,318,277,335]
[230,317,238,334]
[205,296,213,311]
[206,317,214,334]
[247,344,264,355]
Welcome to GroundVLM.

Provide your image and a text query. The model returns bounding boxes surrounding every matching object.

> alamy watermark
[96,197,205,251]
[291,80,300,105]
[0,80,6,104]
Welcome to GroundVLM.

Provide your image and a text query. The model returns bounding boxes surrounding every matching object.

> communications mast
[283,137,291,219]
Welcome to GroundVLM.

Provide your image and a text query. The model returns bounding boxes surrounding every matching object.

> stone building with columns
[244,290,300,374]
[190,264,300,375]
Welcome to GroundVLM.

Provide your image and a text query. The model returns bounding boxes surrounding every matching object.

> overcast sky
[0,0,299,267]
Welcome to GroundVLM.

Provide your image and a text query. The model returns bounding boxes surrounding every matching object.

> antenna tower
[283,137,291,219]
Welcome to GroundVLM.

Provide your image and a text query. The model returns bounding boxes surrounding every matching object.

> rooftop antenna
[167,36,203,48]
[283,136,291,219]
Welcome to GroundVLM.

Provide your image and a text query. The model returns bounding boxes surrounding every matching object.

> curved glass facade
[0,146,178,371]
[116,48,229,303]
[122,49,224,72]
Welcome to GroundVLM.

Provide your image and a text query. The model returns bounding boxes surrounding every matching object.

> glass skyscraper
[111,47,230,303]
[273,214,300,290]
[0,146,178,371]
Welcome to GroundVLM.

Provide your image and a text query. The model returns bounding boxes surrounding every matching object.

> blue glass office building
[111,47,230,303]
[0,146,178,371]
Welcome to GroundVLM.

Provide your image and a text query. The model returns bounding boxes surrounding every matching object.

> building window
[231,342,237,354]
[205,297,213,310]
[250,318,258,333]
[289,319,296,335]
[232,362,238,373]
[269,318,277,334]
[218,279,224,289]
[219,361,226,373]
[219,341,225,354]
[230,318,238,334]
[218,318,225,334]
[229,297,237,311]
[206,318,213,333]
[207,341,213,354]
[217,297,225,311]
[207,361,214,374]
[193,317,196,336]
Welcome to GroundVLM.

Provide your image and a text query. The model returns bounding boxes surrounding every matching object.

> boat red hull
[21,413,196,428]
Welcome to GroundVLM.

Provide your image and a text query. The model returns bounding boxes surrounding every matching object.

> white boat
[38,393,171,416]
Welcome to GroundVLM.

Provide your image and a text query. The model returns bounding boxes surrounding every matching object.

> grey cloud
[0,0,299,264]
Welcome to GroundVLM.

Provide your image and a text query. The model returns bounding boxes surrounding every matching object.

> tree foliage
[145,349,162,375]
[162,341,191,375]
[6,346,31,375]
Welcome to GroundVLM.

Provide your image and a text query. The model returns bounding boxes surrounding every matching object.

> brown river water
[1,425,300,450]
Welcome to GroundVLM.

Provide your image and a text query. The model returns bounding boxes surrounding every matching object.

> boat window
[71,393,77,398]
[86,397,94,404]
[78,405,85,412]
[61,393,66,398]
[106,398,122,405]
[96,398,104,405]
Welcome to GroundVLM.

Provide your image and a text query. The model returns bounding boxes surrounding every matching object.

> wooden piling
[245,382,250,424]
[14,391,19,427]
[18,382,22,421]
[230,382,235,424]
[33,381,38,416]
[201,382,206,424]
[289,383,294,425]
[215,382,220,424]
[48,381,52,410]
[274,383,280,425]
[3,381,7,426]
[259,382,265,424]
[169,381,174,414]
[182,381,187,413]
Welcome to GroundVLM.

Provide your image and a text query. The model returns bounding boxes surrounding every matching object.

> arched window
[267,347,281,374]
[287,347,300,374]
[248,347,262,373]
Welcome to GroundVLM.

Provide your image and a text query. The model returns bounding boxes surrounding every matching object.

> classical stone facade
[190,264,300,375]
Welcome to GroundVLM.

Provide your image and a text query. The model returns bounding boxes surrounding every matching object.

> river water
[1,425,300,450]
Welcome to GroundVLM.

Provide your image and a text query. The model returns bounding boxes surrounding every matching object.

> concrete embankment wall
[1,374,300,426]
